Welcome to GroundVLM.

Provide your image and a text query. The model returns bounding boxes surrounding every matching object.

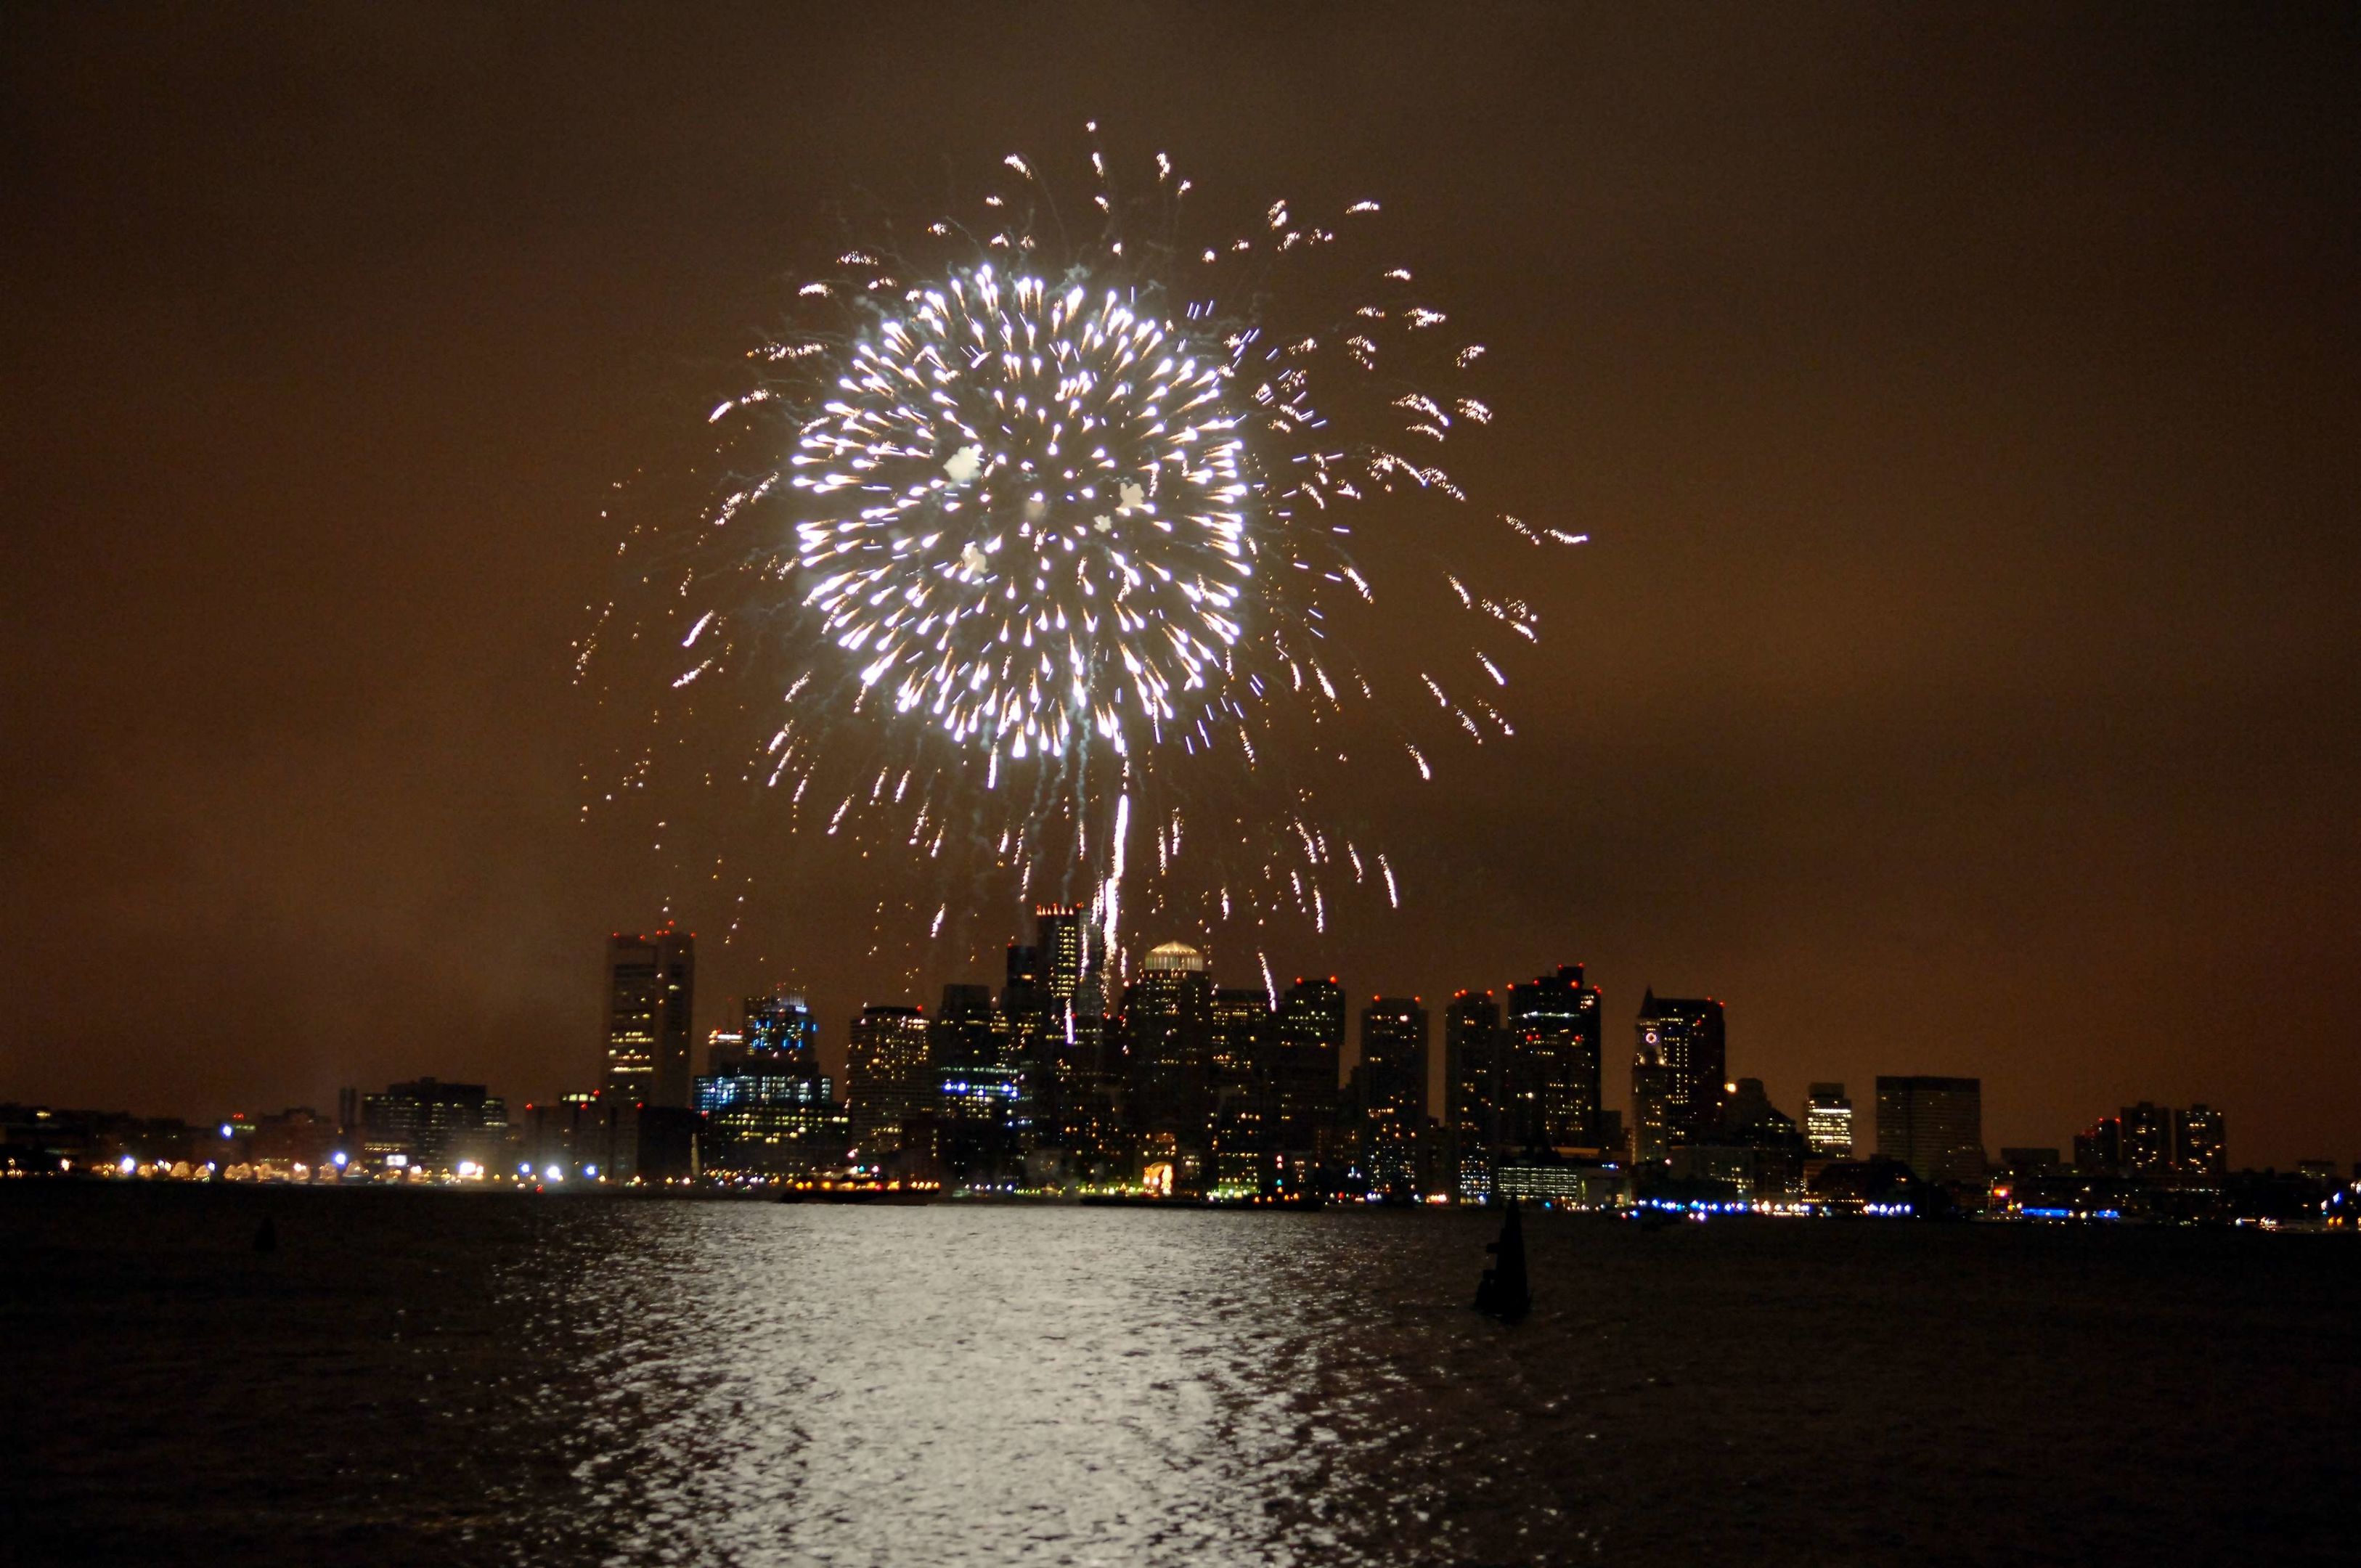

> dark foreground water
[4,1186,2356,1567]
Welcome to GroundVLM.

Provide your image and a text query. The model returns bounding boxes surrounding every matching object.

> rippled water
[6,1185,2356,1565]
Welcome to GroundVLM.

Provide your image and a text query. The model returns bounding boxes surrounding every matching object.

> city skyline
[17,908,2321,1181]
[7,9,2358,1169]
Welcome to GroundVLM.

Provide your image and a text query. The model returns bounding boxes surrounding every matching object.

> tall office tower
[847,1004,933,1160]
[933,983,1020,1183]
[1054,967,1125,1176]
[604,929,696,1108]
[1209,986,1275,1194]
[1124,943,1215,1147]
[999,940,1052,1153]
[2174,1104,2227,1175]
[1004,942,1045,1000]
[1445,991,1504,1201]
[1631,990,1726,1145]
[2073,1115,2124,1174]
[744,989,821,1077]
[1506,965,1604,1148]
[1035,905,1101,1002]
[1356,997,1430,1199]
[2119,1102,2174,1175]
[692,989,835,1175]
[1631,1062,1676,1164]
[1875,1076,1986,1187]
[1273,977,1347,1165]
[1804,1082,1855,1158]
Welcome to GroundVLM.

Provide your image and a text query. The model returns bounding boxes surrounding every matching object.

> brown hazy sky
[4,3,2357,1165]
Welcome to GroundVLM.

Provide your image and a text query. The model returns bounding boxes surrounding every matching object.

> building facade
[1355,997,1430,1199]
[1804,1082,1855,1158]
[847,1004,932,1164]
[1874,1075,1986,1188]
[1631,990,1726,1152]
[1506,965,1604,1150]
[603,928,696,1109]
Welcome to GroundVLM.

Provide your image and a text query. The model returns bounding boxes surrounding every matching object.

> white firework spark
[791,268,1250,763]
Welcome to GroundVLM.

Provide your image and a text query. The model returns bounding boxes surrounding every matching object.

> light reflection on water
[515,1206,1529,1566]
[7,1187,2357,1567]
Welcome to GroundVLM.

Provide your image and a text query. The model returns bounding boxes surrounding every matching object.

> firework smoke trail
[587,127,1581,975]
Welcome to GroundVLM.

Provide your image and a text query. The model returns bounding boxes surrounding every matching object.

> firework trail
[584,127,1581,974]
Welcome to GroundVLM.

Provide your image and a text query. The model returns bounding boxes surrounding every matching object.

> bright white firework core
[788,265,1254,764]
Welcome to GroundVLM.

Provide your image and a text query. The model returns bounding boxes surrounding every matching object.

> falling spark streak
[594,133,1574,964]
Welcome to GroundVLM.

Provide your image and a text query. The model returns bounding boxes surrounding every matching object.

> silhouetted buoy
[1474,1199,1530,1323]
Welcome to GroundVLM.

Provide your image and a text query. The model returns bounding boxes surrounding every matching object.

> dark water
[4,1186,2355,1566]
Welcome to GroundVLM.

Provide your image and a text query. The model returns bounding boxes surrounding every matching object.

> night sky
[6,4,2357,1166]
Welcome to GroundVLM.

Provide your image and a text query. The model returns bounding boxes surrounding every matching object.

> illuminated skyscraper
[1506,965,1604,1148]
[1124,942,1215,1148]
[847,1004,931,1160]
[1805,1082,1855,1158]
[1631,990,1726,1148]
[1210,986,1274,1194]
[2120,1102,2174,1175]
[1445,990,1504,1201]
[2174,1104,2227,1175]
[603,929,695,1109]
[1355,997,1430,1199]
[693,987,839,1175]
[743,989,820,1075]
[1034,905,1100,1003]
[934,982,1020,1183]
[1273,976,1345,1165]
[1631,1061,1676,1165]
[1875,1076,1985,1187]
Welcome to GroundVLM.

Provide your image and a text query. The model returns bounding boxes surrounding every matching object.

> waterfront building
[361,1078,509,1172]
[695,989,845,1179]
[1631,991,1726,1148]
[1493,1160,1628,1208]
[521,1090,635,1181]
[1804,1082,1855,1158]
[934,981,1022,1184]
[1721,1078,1806,1196]
[847,1004,932,1161]
[1874,1075,1986,1188]
[1354,997,1430,1199]
[1631,1061,1676,1165]
[2175,1105,2227,1175]
[2073,1114,2123,1174]
[1506,965,1604,1148]
[1210,986,1274,1196]
[2121,1101,2175,1175]
[1124,943,1216,1159]
[603,928,695,1109]
[1274,977,1346,1180]
[1445,990,1504,1201]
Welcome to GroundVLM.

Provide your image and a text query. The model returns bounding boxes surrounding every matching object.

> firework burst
[587,128,1581,973]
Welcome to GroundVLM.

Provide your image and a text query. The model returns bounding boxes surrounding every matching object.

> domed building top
[1143,941,1207,973]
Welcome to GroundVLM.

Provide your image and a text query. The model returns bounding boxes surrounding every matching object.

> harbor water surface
[5,1185,2354,1566]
